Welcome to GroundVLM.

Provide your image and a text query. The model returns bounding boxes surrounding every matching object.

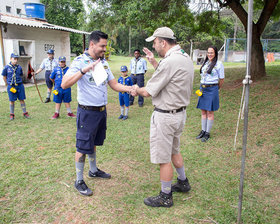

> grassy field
[0,56,279,223]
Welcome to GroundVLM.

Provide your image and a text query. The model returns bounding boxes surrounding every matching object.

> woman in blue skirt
[196,46,224,142]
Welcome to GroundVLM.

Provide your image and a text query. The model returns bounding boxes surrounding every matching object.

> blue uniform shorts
[119,92,130,107]
[76,106,107,154]
[45,70,53,89]
[7,83,26,102]
[53,88,71,103]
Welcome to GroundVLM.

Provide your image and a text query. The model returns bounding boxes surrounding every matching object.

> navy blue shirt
[1,63,23,85]
[50,66,69,89]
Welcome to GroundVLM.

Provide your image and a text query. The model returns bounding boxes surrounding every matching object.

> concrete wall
[0,24,70,86]
[0,0,41,17]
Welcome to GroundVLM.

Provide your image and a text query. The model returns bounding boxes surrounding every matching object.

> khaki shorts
[150,110,186,164]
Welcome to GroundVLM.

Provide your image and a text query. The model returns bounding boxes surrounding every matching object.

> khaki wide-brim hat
[146,27,176,42]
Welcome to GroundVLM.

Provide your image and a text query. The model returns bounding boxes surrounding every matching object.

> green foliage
[41,0,86,55]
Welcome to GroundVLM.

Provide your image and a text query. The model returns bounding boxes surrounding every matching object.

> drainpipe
[0,23,6,67]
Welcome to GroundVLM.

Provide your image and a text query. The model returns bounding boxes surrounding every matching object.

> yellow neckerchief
[120,75,129,94]
[60,65,67,76]
[8,63,18,86]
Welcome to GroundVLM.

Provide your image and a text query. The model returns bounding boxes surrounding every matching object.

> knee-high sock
[21,103,26,113]
[206,119,214,133]
[176,165,186,181]
[88,152,97,173]
[125,107,129,116]
[120,106,124,115]
[161,180,172,194]
[10,104,15,114]
[75,161,85,181]
[202,118,207,131]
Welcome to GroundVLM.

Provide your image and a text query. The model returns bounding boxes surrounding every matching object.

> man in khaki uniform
[132,27,194,207]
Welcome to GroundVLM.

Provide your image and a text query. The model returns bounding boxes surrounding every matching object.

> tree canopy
[41,0,86,55]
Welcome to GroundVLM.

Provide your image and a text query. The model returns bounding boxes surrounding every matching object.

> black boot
[201,132,210,142]
[44,98,51,103]
[171,178,191,193]
[196,130,205,139]
[144,191,173,207]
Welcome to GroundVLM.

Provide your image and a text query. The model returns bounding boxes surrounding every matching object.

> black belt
[78,104,106,112]
[132,73,144,76]
[154,106,186,114]
[201,84,218,88]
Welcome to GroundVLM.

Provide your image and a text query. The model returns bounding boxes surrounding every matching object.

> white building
[0,1,89,86]
[0,0,41,17]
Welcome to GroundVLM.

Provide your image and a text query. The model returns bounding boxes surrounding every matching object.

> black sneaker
[196,130,205,139]
[74,180,93,196]
[144,191,173,208]
[44,98,51,103]
[118,114,124,119]
[201,132,210,142]
[88,168,111,179]
[171,178,191,193]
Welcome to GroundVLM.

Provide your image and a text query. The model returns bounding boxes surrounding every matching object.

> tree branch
[257,0,279,34]
[224,0,249,29]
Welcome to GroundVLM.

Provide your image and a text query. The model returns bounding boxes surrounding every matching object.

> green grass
[0,57,279,223]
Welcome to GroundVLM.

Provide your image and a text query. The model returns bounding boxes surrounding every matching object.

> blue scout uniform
[65,51,115,154]
[50,66,71,103]
[197,61,224,111]
[118,75,133,107]
[40,57,59,89]
[129,57,147,106]
[1,62,26,102]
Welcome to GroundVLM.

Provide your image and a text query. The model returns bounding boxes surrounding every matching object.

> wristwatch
[80,69,86,75]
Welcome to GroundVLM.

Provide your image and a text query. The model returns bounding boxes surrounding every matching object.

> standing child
[117,66,133,120]
[1,53,31,120]
[49,56,75,119]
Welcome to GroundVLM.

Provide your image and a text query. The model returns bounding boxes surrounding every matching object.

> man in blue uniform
[50,56,75,119]
[1,53,31,120]
[62,31,133,196]
[117,65,133,120]
[129,49,147,107]
[34,49,58,103]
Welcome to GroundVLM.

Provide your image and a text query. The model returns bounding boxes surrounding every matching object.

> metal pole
[190,39,193,60]
[237,0,253,223]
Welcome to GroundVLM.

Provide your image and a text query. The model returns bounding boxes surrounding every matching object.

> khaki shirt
[146,45,194,110]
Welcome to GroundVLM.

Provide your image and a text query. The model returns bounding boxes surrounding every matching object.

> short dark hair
[134,49,141,53]
[89,31,108,44]
[158,37,177,45]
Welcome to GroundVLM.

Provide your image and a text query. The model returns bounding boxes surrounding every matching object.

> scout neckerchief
[8,63,18,86]
[84,51,94,61]
[59,66,67,77]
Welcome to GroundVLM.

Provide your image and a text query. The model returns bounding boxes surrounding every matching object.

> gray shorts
[150,110,186,164]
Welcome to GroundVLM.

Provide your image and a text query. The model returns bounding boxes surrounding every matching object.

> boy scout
[49,56,75,119]
[117,65,133,120]
[1,53,31,120]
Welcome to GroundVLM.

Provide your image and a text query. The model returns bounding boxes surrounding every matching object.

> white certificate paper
[91,62,108,86]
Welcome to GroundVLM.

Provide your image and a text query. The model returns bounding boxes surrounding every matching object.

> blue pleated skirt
[196,85,219,111]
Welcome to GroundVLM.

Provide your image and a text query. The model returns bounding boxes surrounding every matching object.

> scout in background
[117,65,133,120]
[1,53,31,120]
[34,49,58,103]
[49,56,76,119]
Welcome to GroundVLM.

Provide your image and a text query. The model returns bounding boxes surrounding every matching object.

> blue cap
[59,56,66,62]
[47,49,54,54]
[11,53,19,58]
[120,65,128,72]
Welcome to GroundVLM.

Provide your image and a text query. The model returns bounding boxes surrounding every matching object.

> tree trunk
[250,29,266,80]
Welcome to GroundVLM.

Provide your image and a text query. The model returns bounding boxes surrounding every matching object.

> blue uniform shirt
[118,76,133,94]
[130,57,147,74]
[200,61,224,84]
[40,58,59,71]
[1,62,23,85]
[65,51,114,106]
[50,66,69,89]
